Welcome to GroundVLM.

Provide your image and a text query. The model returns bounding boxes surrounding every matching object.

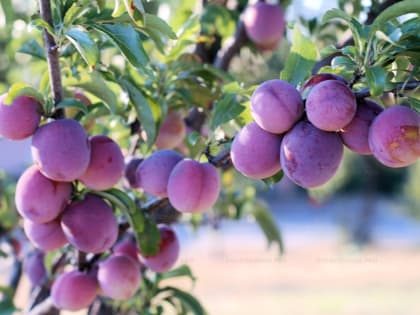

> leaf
[145,14,177,39]
[210,94,245,131]
[331,56,357,71]
[63,3,86,25]
[262,170,284,187]
[407,96,420,112]
[18,40,46,60]
[365,66,387,96]
[0,299,17,315]
[157,265,196,282]
[55,98,88,113]
[159,286,206,315]
[137,217,161,256]
[66,28,99,68]
[3,83,44,106]
[280,25,318,87]
[0,249,8,258]
[166,16,200,62]
[92,24,148,68]
[30,18,55,37]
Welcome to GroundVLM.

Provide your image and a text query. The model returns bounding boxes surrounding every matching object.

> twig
[29,297,58,315]
[142,198,170,213]
[355,80,420,99]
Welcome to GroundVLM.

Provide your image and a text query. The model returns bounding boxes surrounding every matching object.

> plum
[243,2,285,51]
[251,79,303,134]
[0,94,41,140]
[78,135,125,190]
[231,122,282,179]
[139,224,180,273]
[97,255,140,300]
[61,194,118,254]
[31,119,91,182]
[23,219,67,251]
[24,250,47,287]
[167,159,220,213]
[124,157,143,188]
[15,165,71,223]
[155,110,186,149]
[113,239,140,264]
[280,121,344,188]
[340,99,383,155]
[51,270,97,311]
[136,150,183,197]
[306,80,357,131]
[369,105,419,167]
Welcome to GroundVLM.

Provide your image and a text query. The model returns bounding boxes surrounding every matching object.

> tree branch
[355,80,420,99]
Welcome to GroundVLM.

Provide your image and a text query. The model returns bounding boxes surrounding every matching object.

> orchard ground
[2,184,420,315]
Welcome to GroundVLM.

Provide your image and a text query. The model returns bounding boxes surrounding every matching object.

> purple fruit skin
[51,270,97,311]
[243,2,285,50]
[78,135,125,190]
[24,250,47,287]
[0,94,41,140]
[31,119,91,182]
[280,121,344,188]
[15,165,72,223]
[155,110,186,149]
[167,159,220,213]
[113,239,140,264]
[231,122,282,179]
[369,105,420,167]
[340,99,383,155]
[136,150,183,197]
[251,80,303,134]
[98,255,141,300]
[140,224,180,273]
[61,194,118,254]
[124,158,142,188]
[24,219,67,251]
[306,80,357,131]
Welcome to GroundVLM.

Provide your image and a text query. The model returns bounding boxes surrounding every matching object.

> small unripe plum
[51,270,97,311]
[280,121,344,188]
[167,159,220,213]
[139,224,180,273]
[0,94,41,140]
[306,80,357,131]
[155,111,186,149]
[340,99,383,155]
[251,80,303,134]
[31,119,91,182]
[97,255,140,300]
[113,239,140,264]
[369,105,419,167]
[124,157,143,188]
[61,194,118,254]
[231,122,282,179]
[243,2,285,51]
[15,165,72,223]
[136,150,183,197]
[78,135,125,190]
[24,250,47,287]
[23,219,67,251]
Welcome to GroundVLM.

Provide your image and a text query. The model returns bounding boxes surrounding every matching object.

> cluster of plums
[0,93,183,310]
[231,74,420,188]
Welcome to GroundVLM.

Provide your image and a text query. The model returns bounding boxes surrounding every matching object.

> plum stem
[355,80,420,99]
[39,0,64,119]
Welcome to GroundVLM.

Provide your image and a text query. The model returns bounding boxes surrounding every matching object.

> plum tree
[0,94,41,140]
[306,80,357,131]
[23,219,68,251]
[78,135,125,190]
[97,255,141,300]
[167,159,220,213]
[280,121,344,188]
[124,157,143,188]
[155,110,187,149]
[369,105,420,167]
[243,2,285,51]
[31,119,91,182]
[136,149,183,197]
[51,270,97,311]
[139,224,180,273]
[231,122,282,179]
[61,194,118,254]
[15,165,71,223]
[113,238,140,264]
[250,79,303,134]
[340,99,383,155]
[24,250,47,287]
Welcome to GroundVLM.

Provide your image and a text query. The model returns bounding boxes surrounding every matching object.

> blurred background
[0,0,419,314]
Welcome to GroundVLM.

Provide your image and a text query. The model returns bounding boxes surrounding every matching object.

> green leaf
[66,28,99,68]
[145,14,177,39]
[159,287,206,315]
[157,265,196,282]
[63,3,86,25]
[280,25,318,87]
[262,170,284,187]
[131,0,145,14]
[137,217,160,256]
[365,66,387,96]
[407,96,420,112]
[3,83,44,106]
[119,78,156,147]
[92,24,148,68]
[166,16,200,62]
[331,56,357,71]
[0,299,17,315]
[210,94,245,131]
[0,249,8,258]
[55,98,88,113]
[18,40,46,60]
[30,18,55,37]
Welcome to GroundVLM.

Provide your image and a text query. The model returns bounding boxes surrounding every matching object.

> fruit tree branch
[355,80,420,99]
